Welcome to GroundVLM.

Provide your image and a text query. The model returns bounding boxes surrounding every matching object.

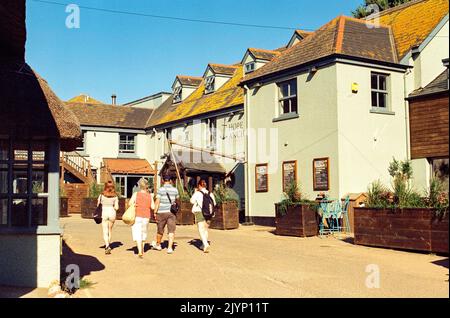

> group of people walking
[97,176,216,258]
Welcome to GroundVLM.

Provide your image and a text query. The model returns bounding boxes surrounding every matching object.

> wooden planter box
[210,201,239,230]
[354,208,449,254]
[81,198,127,220]
[275,204,319,237]
[60,198,69,218]
[176,201,195,225]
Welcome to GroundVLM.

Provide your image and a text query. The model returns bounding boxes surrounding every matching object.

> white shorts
[102,207,116,221]
[132,217,150,242]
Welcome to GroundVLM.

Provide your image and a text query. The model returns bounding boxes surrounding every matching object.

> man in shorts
[152,176,179,254]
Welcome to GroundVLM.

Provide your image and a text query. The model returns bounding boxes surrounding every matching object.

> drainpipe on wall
[243,85,254,226]
[404,69,412,160]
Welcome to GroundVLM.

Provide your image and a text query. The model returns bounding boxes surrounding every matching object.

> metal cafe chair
[319,199,334,237]
[340,196,351,233]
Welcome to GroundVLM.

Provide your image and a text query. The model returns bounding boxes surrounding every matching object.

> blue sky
[26,0,362,104]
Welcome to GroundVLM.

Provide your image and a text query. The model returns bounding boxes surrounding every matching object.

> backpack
[201,191,215,219]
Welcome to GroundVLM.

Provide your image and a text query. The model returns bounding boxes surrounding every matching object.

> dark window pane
[11,199,27,227]
[13,142,28,161]
[13,170,28,194]
[371,74,378,89]
[290,81,297,96]
[379,75,387,91]
[31,198,47,226]
[291,97,298,114]
[32,170,46,194]
[0,139,9,160]
[0,199,7,225]
[379,93,387,108]
[371,92,378,107]
[280,84,289,98]
[32,142,47,161]
[1,169,8,194]
[282,100,290,114]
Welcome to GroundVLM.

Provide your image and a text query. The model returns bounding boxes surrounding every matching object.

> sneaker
[167,248,174,254]
[151,241,162,251]
[203,245,211,254]
[138,254,143,259]
[105,247,111,255]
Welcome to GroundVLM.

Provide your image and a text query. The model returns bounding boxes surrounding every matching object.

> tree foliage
[352,0,412,18]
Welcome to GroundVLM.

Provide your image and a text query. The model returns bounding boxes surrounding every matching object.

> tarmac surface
[54,215,449,298]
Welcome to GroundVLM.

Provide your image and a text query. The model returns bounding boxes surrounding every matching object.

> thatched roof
[0,60,82,150]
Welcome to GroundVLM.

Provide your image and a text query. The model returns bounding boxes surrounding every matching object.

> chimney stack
[111,94,117,105]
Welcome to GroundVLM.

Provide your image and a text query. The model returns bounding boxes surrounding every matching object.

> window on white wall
[207,118,217,150]
[205,76,215,94]
[278,79,298,115]
[173,86,182,104]
[371,73,389,109]
[245,62,256,74]
[119,134,136,154]
[76,130,86,152]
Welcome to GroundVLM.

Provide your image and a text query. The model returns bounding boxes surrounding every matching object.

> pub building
[0,0,81,288]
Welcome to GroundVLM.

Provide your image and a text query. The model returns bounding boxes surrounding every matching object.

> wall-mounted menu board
[255,164,268,193]
[282,161,297,192]
[313,158,330,191]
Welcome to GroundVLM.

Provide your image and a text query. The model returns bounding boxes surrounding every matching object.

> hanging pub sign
[313,158,330,191]
[282,161,297,192]
[255,164,268,193]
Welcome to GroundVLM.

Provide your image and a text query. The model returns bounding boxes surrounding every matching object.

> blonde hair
[138,178,149,191]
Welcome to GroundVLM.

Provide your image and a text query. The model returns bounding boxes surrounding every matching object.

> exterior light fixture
[352,83,359,93]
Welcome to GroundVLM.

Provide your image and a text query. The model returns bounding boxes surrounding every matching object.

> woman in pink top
[129,178,155,258]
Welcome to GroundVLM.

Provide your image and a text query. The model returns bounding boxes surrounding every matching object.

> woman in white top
[190,180,216,253]
[97,180,119,255]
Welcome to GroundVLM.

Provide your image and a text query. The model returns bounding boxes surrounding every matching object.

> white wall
[336,64,408,197]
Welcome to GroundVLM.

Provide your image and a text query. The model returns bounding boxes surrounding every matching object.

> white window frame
[205,76,215,94]
[173,86,182,104]
[371,72,390,110]
[119,133,136,154]
[278,79,298,115]
[245,62,256,74]
[76,130,87,152]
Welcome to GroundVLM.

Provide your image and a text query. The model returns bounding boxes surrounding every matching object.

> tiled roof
[148,65,244,128]
[248,48,281,61]
[103,158,156,175]
[368,0,449,60]
[177,75,203,87]
[68,94,103,104]
[409,70,449,98]
[208,63,239,76]
[242,16,397,83]
[66,102,153,129]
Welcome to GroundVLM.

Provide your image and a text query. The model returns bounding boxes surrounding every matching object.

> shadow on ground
[61,240,105,290]
[0,286,39,298]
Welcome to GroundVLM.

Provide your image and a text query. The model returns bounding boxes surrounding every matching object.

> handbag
[93,195,103,224]
[166,192,179,214]
[122,203,136,226]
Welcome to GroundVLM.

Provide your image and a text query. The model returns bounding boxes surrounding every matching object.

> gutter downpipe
[243,84,254,226]
[404,68,412,161]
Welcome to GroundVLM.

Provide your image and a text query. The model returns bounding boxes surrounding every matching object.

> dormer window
[205,76,215,94]
[173,86,182,104]
[245,62,256,74]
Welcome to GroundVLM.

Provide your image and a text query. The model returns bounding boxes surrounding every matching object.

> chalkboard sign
[255,164,268,193]
[282,161,297,192]
[313,158,329,191]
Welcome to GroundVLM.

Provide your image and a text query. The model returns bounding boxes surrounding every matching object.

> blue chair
[319,199,334,237]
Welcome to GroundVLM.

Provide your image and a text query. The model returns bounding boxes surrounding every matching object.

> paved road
[60,215,449,298]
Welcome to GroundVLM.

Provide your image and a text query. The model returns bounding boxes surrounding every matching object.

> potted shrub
[275,182,319,237]
[210,183,239,230]
[59,185,69,218]
[354,158,449,254]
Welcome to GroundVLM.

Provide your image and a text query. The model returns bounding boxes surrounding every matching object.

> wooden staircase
[60,152,96,185]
